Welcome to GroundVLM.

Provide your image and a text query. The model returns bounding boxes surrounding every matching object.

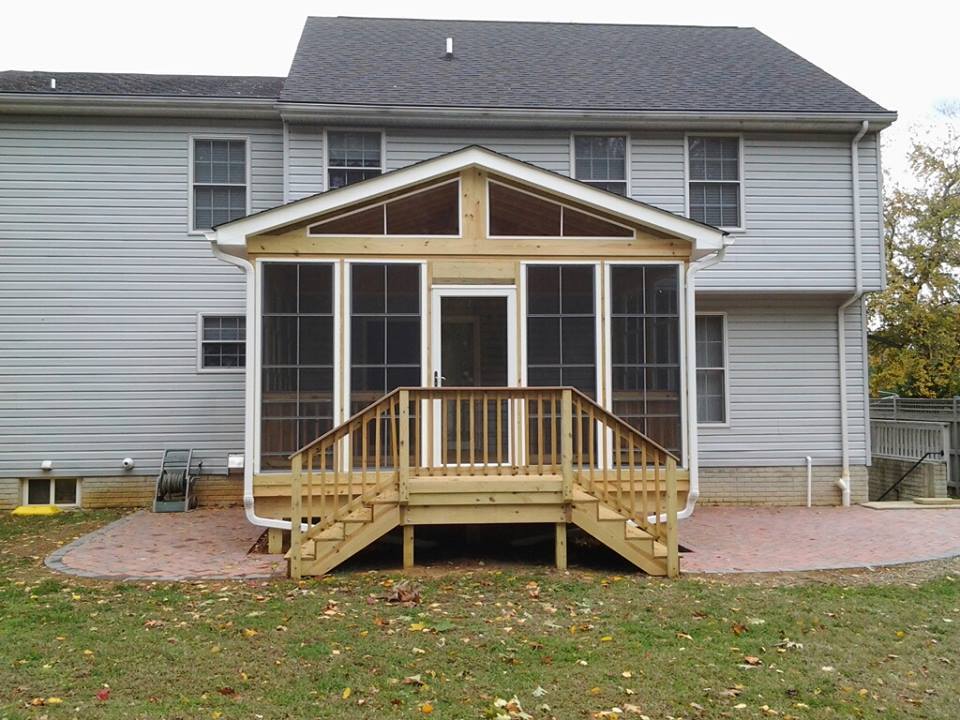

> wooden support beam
[665,456,679,579]
[398,389,410,503]
[402,525,415,570]
[555,522,568,570]
[560,388,573,502]
[267,527,283,555]
[290,453,303,580]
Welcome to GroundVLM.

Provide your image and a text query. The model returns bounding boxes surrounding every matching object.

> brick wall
[868,458,948,501]
[0,475,243,510]
[699,465,869,505]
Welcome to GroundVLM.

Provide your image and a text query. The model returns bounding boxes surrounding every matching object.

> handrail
[288,386,680,577]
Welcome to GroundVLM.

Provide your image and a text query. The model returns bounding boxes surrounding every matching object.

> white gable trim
[208,146,726,252]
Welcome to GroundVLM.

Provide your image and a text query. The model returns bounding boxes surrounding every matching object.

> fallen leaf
[96,688,111,702]
[743,656,762,666]
[342,687,352,700]
[420,701,434,714]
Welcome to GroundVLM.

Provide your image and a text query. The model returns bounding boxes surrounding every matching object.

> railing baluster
[640,443,648,528]
[307,449,314,528]
[588,403,595,493]
[440,394,448,468]
[375,405,382,487]
[537,393,544,476]
[628,434,635,522]
[469,391,476,469]
[455,391,462,467]
[496,395,503,473]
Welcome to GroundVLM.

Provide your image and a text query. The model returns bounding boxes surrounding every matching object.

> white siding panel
[0,115,282,478]
[629,132,685,213]
[386,128,570,174]
[287,123,325,200]
[697,295,868,467]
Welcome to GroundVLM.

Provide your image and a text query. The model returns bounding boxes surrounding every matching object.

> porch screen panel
[526,265,597,466]
[261,263,336,470]
[610,265,682,456]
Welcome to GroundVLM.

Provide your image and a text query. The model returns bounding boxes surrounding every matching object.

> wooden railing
[288,387,679,572]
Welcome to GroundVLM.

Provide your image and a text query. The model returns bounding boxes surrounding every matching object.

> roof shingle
[281,17,890,114]
[0,71,283,99]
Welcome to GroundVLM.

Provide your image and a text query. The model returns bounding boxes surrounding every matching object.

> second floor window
[327,131,382,189]
[192,138,248,231]
[573,135,627,196]
[688,136,741,228]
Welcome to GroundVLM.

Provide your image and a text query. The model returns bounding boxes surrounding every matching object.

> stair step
[597,506,626,522]
[624,523,655,542]
[340,506,373,524]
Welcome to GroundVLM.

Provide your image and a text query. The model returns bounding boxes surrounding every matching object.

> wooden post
[665,456,679,579]
[402,525,415,569]
[555,522,567,570]
[398,389,410,503]
[560,389,574,502]
[290,453,303,580]
[267,527,283,555]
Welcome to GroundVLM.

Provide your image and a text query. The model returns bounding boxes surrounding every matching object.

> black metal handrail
[876,450,945,501]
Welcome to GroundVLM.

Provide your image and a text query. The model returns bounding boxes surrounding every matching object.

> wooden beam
[665,457,680,579]
[402,525,415,570]
[555,522,568,570]
[267,527,283,555]
[289,453,303,580]
[560,388,574,502]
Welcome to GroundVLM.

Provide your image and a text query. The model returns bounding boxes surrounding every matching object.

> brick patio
[44,504,960,580]
[46,508,284,581]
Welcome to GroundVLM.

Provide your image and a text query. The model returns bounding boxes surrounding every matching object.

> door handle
[433,371,446,387]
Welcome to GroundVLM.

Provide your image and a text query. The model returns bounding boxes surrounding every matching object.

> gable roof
[281,17,890,115]
[208,144,728,256]
[0,71,284,99]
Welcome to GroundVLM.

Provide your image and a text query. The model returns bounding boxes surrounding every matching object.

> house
[0,17,895,576]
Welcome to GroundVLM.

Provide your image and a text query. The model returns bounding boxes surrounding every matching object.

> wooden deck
[278,387,682,577]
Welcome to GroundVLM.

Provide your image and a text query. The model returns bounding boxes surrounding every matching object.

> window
[687,136,741,228]
[696,314,727,424]
[350,263,422,414]
[260,263,336,469]
[573,135,628,195]
[199,315,246,370]
[525,265,597,397]
[191,138,248,231]
[25,477,78,506]
[308,180,459,236]
[488,182,633,238]
[327,131,382,189]
[609,265,682,456]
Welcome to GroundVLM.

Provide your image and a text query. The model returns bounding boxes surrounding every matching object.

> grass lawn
[2,511,960,719]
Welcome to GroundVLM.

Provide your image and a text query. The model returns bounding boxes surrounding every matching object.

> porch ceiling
[206,145,728,257]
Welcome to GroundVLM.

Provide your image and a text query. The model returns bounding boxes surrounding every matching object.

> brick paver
[45,505,960,580]
[46,508,284,581]
[680,505,960,573]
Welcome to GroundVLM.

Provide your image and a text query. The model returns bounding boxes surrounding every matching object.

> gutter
[680,238,734,519]
[835,119,870,507]
[208,239,289,532]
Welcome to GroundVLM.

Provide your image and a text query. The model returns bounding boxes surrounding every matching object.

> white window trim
[306,177,462,238]
[603,260,688,468]
[695,311,731,428]
[486,179,637,240]
[322,128,386,193]
[252,258,343,475]
[188,135,252,235]
[22,477,80,507]
[196,312,246,374]
[683,132,746,233]
[570,132,632,197]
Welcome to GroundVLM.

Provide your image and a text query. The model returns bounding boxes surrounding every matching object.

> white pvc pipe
[805,455,813,507]
[836,120,869,507]
[679,243,732,519]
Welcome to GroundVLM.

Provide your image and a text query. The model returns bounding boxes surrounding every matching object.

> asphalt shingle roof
[281,17,890,114]
[0,71,284,99]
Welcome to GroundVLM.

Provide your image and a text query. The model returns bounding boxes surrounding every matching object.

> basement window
[24,477,78,506]
[199,315,246,370]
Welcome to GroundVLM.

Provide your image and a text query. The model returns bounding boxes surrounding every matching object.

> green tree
[868,123,960,397]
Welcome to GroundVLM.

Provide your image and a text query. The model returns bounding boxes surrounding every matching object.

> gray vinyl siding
[385,128,570,175]
[0,115,281,479]
[629,132,686,214]
[696,295,868,467]
[287,122,325,200]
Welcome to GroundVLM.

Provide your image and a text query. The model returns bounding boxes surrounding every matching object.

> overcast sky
[1,0,955,186]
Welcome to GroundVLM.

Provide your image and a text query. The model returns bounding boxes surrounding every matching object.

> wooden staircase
[284,387,681,578]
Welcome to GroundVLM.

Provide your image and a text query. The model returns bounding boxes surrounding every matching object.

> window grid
[327,131,383,190]
[610,265,682,456]
[687,136,741,228]
[201,315,246,369]
[696,314,727,424]
[260,263,336,469]
[192,138,248,231]
[525,265,597,398]
[574,135,628,196]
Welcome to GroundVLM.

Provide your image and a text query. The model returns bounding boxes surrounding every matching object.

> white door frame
[430,285,518,466]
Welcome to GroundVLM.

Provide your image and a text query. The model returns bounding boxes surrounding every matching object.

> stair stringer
[570,487,669,576]
[294,504,401,577]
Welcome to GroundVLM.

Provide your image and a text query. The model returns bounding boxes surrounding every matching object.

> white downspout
[836,119,869,507]
[680,240,733,519]
[209,240,290,531]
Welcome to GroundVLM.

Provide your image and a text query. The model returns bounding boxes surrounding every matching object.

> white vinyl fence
[871,397,957,495]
